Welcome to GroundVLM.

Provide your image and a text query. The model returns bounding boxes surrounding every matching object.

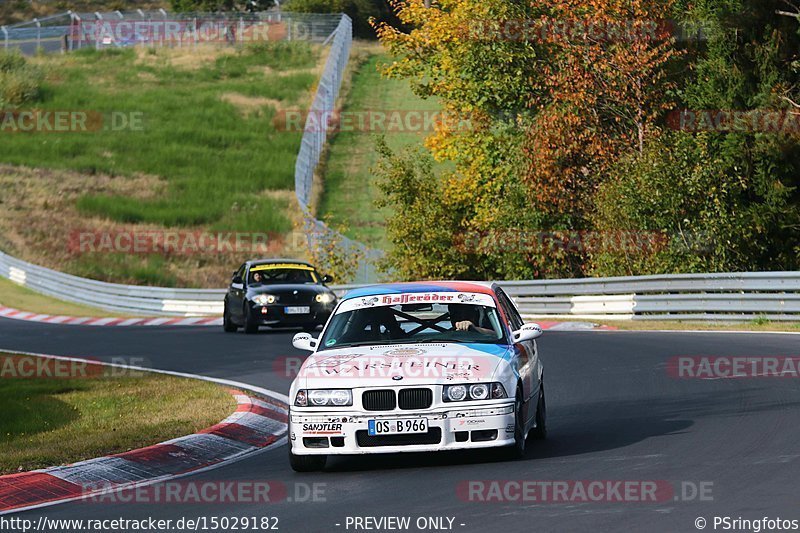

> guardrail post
[34,18,41,50]
[159,9,168,48]
[1,26,8,50]
[70,12,80,51]
[94,12,103,50]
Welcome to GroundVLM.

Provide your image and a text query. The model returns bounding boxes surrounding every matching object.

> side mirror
[512,323,543,343]
[232,275,243,285]
[292,332,319,352]
[322,274,334,284]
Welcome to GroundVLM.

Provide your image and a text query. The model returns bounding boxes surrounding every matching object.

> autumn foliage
[372,0,800,279]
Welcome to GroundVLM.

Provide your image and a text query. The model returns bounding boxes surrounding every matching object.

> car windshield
[318,300,506,350]
[249,266,318,286]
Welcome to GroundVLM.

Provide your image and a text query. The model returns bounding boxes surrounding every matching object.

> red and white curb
[0,306,221,327]
[0,352,288,515]
[0,306,613,330]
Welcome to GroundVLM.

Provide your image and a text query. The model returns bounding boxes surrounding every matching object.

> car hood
[295,342,514,389]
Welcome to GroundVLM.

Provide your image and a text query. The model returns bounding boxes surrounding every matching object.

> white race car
[287,281,546,471]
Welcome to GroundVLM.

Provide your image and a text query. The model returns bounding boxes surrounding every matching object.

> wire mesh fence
[293,14,383,283]
[2,11,345,53]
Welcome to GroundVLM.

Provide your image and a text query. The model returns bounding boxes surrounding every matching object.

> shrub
[0,50,42,108]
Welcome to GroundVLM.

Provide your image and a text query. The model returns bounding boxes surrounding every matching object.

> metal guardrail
[1,250,797,319]
[0,251,225,316]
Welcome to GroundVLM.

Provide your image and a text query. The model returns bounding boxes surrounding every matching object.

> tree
[591,0,800,274]
[373,0,679,279]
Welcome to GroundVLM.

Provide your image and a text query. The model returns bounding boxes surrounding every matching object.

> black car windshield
[249,266,318,286]
[318,302,506,350]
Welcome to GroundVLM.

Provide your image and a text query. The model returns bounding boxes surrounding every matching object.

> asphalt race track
[1,317,798,532]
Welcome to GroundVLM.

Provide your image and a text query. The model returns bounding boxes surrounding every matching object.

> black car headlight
[252,294,276,305]
[294,389,352,407]
[443,383,507,402]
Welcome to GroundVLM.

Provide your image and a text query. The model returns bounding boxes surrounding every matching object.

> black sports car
[223,259,337,334]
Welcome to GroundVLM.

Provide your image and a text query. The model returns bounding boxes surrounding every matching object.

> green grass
[318,50,441,248]
[541,318,800,332]
[1,43,319,233]
[0,353,235,474]
[68,254,181,288]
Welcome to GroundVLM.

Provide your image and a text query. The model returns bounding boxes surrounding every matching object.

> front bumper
[248,302,332,326]
[289,402,515,455]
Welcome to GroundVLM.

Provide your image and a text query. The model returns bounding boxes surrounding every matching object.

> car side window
[235,264,246,284]
[496,289,523,331]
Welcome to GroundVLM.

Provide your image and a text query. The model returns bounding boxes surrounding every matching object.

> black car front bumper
[247,301,333,327]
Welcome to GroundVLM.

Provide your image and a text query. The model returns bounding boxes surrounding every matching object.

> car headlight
[252,294,276,305]
[443,382,507,402]
[315,293,335,304]
[295,389,352,407]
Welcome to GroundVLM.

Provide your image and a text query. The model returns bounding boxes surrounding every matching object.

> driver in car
[449,304,495,335]
[251,272,263,284]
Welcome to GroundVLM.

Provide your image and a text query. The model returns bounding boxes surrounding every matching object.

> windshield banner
[338,292,496,313]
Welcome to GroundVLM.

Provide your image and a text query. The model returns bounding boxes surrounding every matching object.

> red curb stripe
[254,395,290,413]
[201,423,280,448]
[0,472,82,511]
[238,403,289,423]
[113,444,221,476]
[0,387,288,514]
[0,306,222,327]
[113,444,185,465]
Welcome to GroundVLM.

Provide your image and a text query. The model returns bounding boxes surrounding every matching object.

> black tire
[243,304,259,334]
[530,381,547,440]
[288,443,327,472]
[223,302,238,333]
[503,388,527,460]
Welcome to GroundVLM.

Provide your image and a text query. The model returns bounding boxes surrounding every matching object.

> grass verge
[0,353,236,475]
[317,44,441,249]
[595,319,800,332]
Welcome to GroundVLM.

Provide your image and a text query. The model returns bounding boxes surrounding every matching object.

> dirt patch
[137,71,158,83]
[0,164,163,265]
[220,92,282,116]
[252,65,319,78]
[135,44,228,70]
[0,165,299,288]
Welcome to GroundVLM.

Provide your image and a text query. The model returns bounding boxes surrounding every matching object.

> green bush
[591,131,800,276]
[0,50,27,73]
[0,50,42,108]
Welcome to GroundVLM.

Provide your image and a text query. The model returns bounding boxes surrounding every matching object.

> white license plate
[368,418,428,436]
[284,306,310,314]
